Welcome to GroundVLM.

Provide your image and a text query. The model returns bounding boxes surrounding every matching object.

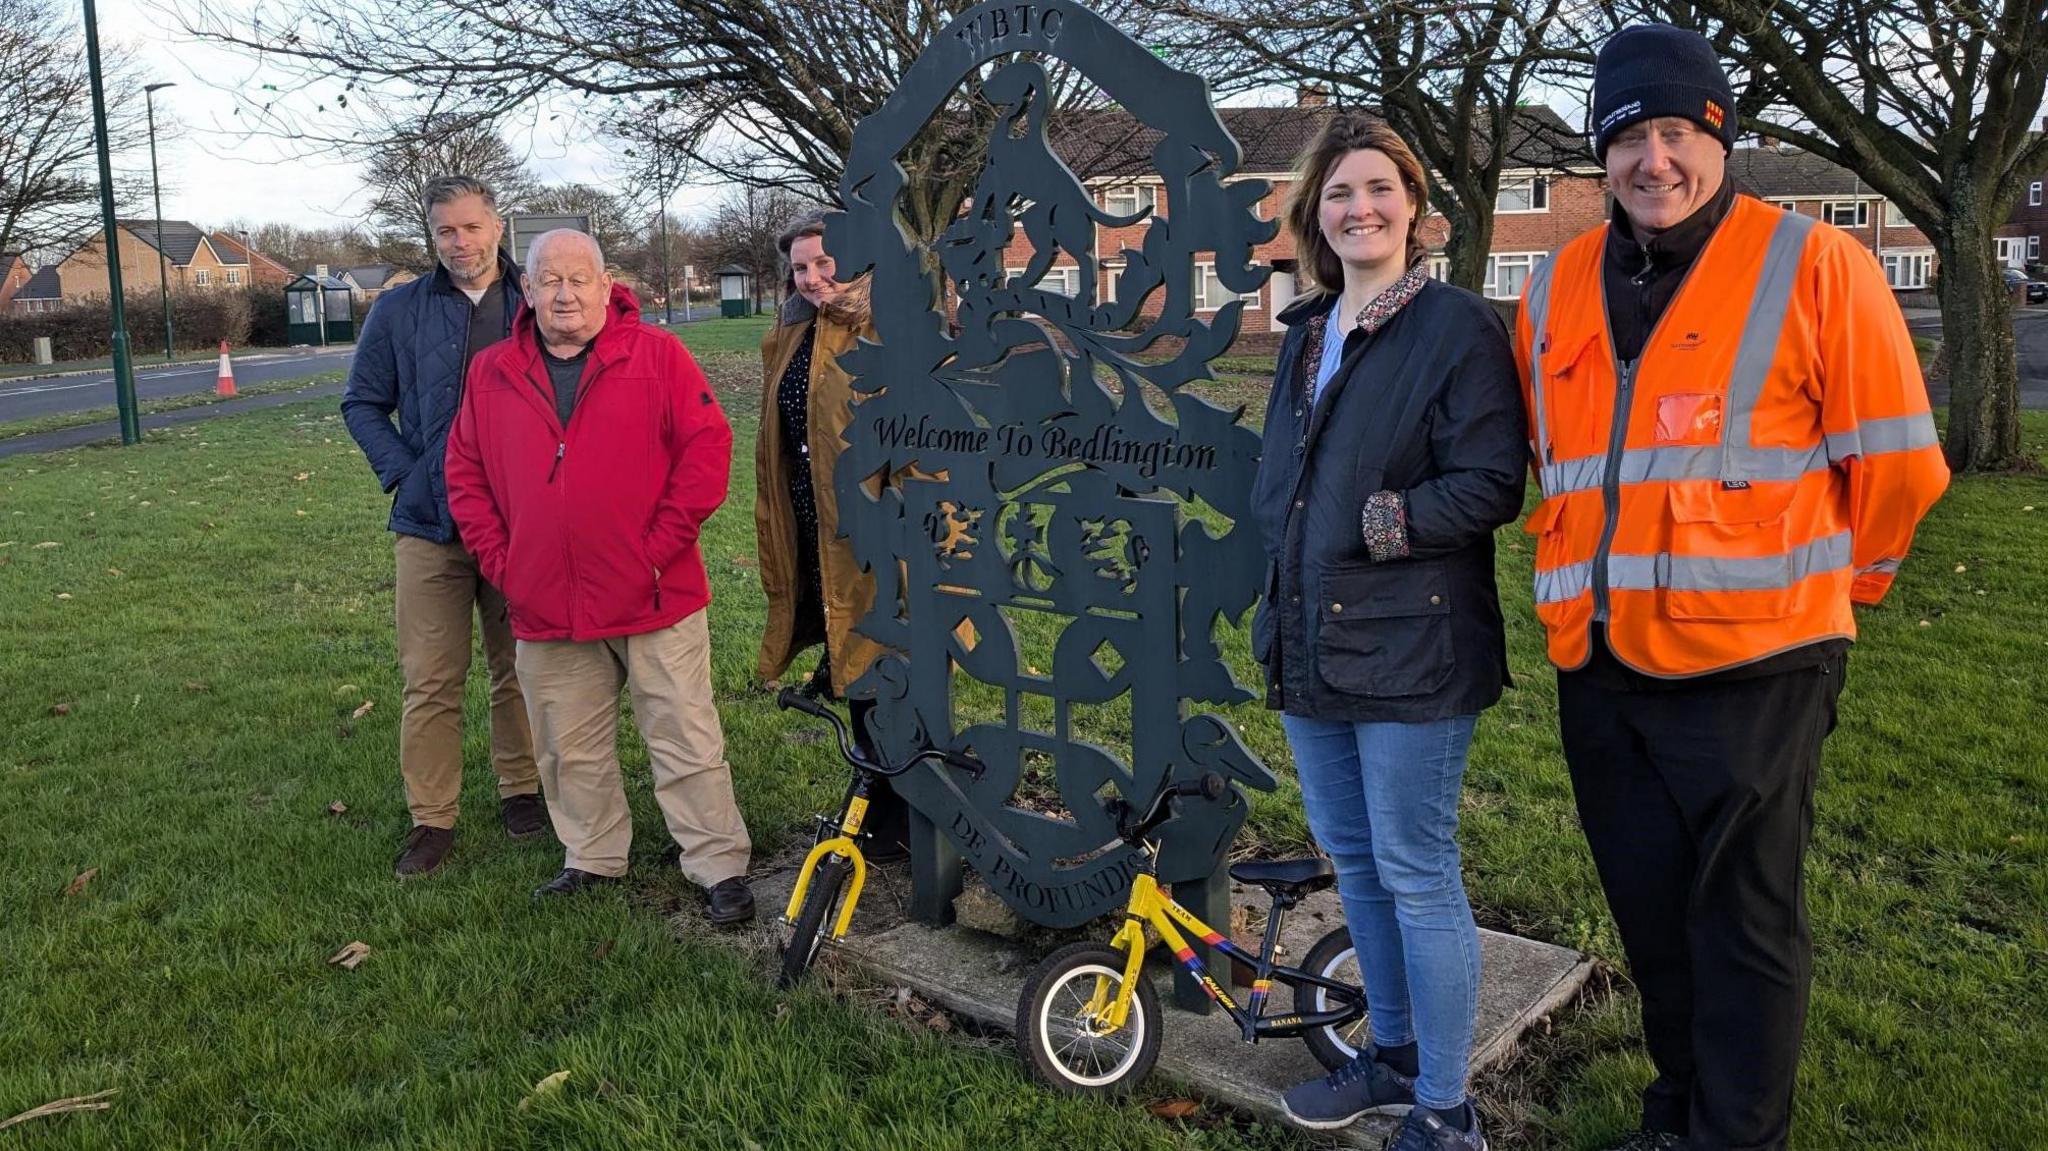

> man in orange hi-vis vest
[1513,25,1949,1151]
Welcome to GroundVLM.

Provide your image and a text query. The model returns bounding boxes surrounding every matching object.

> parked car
[2001,266,2048,304]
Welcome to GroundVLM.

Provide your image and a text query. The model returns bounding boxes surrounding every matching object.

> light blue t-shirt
[1311,298,1347,405]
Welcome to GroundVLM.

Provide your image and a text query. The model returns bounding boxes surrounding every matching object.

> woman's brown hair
[1283,113,1430,292]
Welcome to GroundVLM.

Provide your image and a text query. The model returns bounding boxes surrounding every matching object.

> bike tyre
[1016,941,1161,1095]
[778,854,851,990]
[1297,925,1371,1072]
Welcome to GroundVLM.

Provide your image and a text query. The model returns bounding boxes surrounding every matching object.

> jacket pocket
[1314,561,1454,698]
[1665,482,1806,622]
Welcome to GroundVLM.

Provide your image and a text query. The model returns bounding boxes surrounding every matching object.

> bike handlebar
[775,687,986,780]
[1112,771,1228,843]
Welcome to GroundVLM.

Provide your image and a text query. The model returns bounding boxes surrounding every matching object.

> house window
[1008,265,1079,297]
[1193,263,1261,311]
[1496,176,1548,213]
[1822,201,1869,228]
[1099,262,1121,305]
[1778,201,1799,212]
[1102,184,1158,217]
[226,268,242,285]
[2031,236,2041,261]
[1483,253,1542,300]
[1995,237,2026,267]
[1881,251,1932,290]
[2033,182,2043,207]
[1884,201,1911,229]
[1426,256,1450,281]
[193,269,211,286]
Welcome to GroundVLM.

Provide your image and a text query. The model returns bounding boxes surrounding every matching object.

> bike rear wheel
[1296,925,1371,1071]
[1016,942,1161,1095]
[778,854,852,990]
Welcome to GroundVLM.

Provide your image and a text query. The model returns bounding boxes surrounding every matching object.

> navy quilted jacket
[341,253,520,542]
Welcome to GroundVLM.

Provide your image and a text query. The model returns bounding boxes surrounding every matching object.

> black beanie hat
[1592,24,1737,160]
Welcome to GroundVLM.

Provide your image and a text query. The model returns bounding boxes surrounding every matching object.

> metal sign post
[830,0,1278,1011]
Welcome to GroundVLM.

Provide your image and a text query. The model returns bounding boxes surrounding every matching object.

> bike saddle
[1228,857,1336,898]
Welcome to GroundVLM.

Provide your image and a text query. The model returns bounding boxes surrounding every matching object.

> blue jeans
[1281,713,1482,1111]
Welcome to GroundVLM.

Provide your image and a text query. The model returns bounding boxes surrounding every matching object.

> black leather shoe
[532,868,622,898]
[394,825,454,878]
[705,877,756,925]
[500,792,550,839]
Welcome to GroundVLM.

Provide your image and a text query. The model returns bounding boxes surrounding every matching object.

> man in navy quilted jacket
[342,174,545,878]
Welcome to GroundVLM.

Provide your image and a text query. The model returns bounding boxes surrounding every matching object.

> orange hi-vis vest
[1513,195,1950,677]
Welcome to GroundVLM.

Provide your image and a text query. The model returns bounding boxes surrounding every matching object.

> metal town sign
[826,0,1278,935]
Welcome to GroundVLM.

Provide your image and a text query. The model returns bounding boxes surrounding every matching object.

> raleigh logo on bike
[826,0,1279,928]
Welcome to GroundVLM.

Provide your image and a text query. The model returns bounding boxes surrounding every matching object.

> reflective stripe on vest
[1523,254,1558,465]
[1534,531,1853,605]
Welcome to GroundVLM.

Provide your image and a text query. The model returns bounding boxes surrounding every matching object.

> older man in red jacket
[446,228,754,923]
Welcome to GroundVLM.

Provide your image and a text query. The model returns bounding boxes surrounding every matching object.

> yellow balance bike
[1016,773,1370,1093]
[774,687,985,988]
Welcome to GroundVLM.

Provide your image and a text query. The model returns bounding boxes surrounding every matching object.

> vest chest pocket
[1314,561,1454,698]
[1536,330,1608,464]
[1665,482,1808,622]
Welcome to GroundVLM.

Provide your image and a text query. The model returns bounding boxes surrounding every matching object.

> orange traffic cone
[216,340,237,397]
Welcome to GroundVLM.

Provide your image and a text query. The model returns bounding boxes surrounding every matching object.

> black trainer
[1386,1101,1487,1151]
[394,825,454,878]
[500,792,549,839]
[532,868,622,898]
[705,877,756,925]
[1606,1133,1687,1151]
[1281,1046,1416,1129]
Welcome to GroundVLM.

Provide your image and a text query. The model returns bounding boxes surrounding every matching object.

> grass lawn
[0,371,350,444]
[2,332,2043,1148]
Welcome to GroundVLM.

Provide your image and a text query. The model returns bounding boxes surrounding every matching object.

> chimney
[1760,136,1780,152]
[1298,85,1329,109]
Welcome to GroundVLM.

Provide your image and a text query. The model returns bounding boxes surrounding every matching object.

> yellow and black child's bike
[773,687,986,989]
[1016,773,1369,1094]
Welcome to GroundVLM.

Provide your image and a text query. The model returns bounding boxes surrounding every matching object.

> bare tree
[361,115,534,253]
[171,0,1160,243]
[1621,0,2046,472]
[700,185,808,313]
[231,220,397,271]
[1164,0,1598,289]
[523,183,644,264]
[0,0,150,263]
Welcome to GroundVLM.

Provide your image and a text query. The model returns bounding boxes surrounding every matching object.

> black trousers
[1559,656,1844,1151]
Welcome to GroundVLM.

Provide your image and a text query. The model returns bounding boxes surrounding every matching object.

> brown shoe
[500,793,549,839]
[395,825,453,878]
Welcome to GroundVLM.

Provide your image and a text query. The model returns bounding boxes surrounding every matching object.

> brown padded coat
[753,278,886,693]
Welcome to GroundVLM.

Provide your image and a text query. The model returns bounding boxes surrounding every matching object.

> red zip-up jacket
[445,283,732,642]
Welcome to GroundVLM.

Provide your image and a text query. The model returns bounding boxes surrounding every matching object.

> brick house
[1012,103,1608,329]
[34,220,250,304]
[0,252,30,311]
[339,263,419,307]
[1724,143,1956,291]
[208,231,296,288]
[9,266,62,314]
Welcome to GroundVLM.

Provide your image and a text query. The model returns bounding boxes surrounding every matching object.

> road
[0,347,357,424]
[1907,308,2048,411]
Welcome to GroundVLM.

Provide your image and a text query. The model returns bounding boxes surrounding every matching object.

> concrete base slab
[757,862,1592,1147]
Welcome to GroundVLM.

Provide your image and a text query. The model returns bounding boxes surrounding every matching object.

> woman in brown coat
[754,211,908,856]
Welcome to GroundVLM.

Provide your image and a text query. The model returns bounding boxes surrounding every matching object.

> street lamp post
[145,82,176,362]
[84,0,139,445]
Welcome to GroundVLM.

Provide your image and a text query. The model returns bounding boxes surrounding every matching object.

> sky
[99,0,720,236]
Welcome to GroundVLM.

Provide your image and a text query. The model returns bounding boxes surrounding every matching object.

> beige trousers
[514,609,752,886]
[394,535,539,828]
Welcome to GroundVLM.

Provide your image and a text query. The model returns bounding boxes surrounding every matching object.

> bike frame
[1091,870,1364,1042]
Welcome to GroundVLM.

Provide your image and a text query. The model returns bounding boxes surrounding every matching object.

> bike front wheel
[1297,925,1372,1071]
[1016,942,1161,1095]
[778,854,852,990]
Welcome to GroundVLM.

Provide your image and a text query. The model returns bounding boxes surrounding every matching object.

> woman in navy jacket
[1251,114,1527,1150]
